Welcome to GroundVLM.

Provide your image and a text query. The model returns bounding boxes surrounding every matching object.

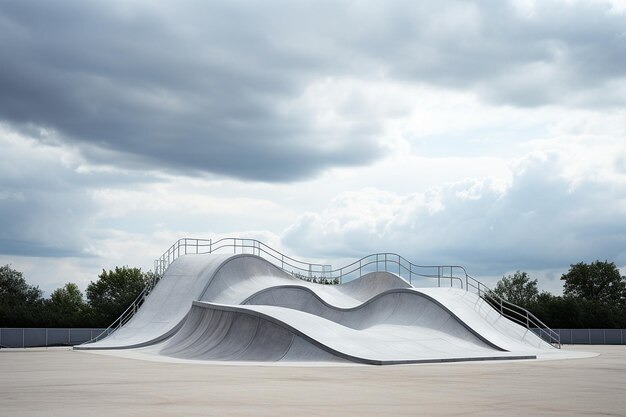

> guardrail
[154,237,466,288]
[466,276,560,347]
[83,237,560,348]
[79,273,159,345]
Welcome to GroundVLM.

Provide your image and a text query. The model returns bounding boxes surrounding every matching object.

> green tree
[86,266,150,327]
[492,271,539,306]
[48,283,90,327]
[531,292,626,329]
[0,264,45,326]
[561,261,626,306]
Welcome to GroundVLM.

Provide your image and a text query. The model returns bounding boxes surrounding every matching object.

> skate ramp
[157,302,535,364]
[78,253,558,363]
[81,254,234,349]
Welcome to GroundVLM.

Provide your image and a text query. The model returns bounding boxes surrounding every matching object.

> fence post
[22,328,25,349]
[45,329,48,348]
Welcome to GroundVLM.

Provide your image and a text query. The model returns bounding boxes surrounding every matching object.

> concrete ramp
[157,302,535,364]
[78,252,560,364]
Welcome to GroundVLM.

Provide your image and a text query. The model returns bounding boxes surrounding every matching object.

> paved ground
[0,345,624,416]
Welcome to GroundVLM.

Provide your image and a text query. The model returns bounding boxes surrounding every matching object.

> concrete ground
[0,346,624,416]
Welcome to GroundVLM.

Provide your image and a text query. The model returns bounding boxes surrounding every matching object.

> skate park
[74,238,581,365]
[2,237,624,416]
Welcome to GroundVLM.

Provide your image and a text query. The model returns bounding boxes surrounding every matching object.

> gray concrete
[78,253,570,363]
[0,346,624,416]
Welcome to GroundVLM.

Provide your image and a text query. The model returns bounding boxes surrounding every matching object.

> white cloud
[1,0,625,298]
[283,152,626,287]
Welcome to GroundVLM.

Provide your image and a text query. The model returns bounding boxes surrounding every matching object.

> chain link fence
[2,327,625,348]
[0,328,111,348]
[551,328,626,344]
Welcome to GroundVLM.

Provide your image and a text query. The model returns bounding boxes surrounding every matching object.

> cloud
[0,1,624,182]
[0,126,95,257]
[0,0,388,182]
[282,152,626,275]
[0,125,159,258]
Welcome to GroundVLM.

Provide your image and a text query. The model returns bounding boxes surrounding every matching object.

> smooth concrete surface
[0,346,623,416]
[78,253,562,363]
[159,301,535,364]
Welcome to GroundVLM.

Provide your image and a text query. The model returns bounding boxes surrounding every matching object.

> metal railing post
[398,255,401,276]
[409,263,412,285]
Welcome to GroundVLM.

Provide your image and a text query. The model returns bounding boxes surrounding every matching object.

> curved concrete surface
[78,253,560,364]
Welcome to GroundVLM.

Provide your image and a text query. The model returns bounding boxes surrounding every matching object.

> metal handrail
[153,237,467,288]
[466,275,561,347]
[79,276,158,345]
[84,237,560,348]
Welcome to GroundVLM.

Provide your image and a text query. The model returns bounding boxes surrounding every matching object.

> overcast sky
[1,0,625,295]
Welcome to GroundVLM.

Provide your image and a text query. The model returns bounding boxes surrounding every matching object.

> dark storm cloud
[0,163,96,258]
[0,1,624,181]
[0,125,162,258]
[0,0,385,181]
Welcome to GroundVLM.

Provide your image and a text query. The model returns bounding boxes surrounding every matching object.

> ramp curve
[78,252,559,363]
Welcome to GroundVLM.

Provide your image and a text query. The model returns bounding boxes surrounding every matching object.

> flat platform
[0,346,623,416]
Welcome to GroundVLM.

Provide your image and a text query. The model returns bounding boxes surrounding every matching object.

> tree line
[2,260,625,329]
[0,265,154,328]
[492,261,626,328]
